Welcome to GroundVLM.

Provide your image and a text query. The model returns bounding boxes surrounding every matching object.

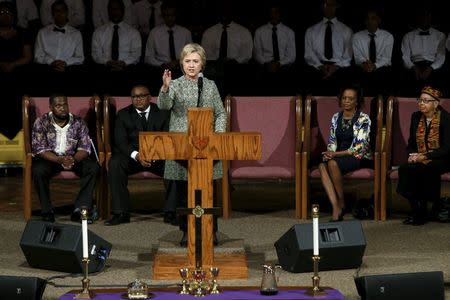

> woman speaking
[158,43,226,246]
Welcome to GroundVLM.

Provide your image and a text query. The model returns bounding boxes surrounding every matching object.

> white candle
[82,218,88,258]
[313,217,319,256]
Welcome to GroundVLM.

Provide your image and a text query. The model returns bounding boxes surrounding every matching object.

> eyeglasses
[131,93,150,100]
[417,98,436,104]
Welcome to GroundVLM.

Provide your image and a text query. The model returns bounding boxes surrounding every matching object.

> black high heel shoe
[330,209,345,222]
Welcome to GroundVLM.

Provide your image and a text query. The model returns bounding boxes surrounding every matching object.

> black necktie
[272,26,280,61]
[369,33,376,63]
[219,24,228,60]
[168,29,176,60]
[111,24,119,61]
[148,5,155,31]
[324,20,333,60]
[53,27,65,34]
[419,30,430,36]
[139,112,147,131]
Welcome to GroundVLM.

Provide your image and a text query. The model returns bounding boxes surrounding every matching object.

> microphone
[197,72,203,107]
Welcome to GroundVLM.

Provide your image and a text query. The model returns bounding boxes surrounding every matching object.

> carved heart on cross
[192,136,209,158]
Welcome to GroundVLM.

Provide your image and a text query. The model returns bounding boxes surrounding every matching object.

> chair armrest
[381,96,394,172]
[22,95,32,156]
[302,95,313,159]
[103,95,112,170]
[295,95,302,154]
[225,95,232,132]
[93,95,105,166]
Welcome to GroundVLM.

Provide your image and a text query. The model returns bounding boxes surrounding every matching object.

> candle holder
[74,258,96,299]
[74,209,95,299]
[305,204,327,297]
[305,255,327,296]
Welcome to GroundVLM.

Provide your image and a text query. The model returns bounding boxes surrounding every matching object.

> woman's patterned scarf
[416,109,441,154]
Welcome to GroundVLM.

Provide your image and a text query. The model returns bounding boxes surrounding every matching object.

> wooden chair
[22,95,104,220]
[103,95,162,217]
[301,95,383,220]
[380,97,450,220]
[221,96,303,219]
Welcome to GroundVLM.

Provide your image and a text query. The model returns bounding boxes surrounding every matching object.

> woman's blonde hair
[179,43,206,71]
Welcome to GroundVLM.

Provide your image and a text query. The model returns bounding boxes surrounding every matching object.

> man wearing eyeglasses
[105,85,171,226]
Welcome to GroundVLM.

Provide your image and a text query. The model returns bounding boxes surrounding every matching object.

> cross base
[153,253,248,280]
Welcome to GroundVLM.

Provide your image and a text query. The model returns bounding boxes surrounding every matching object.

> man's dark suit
[108,103,170,214]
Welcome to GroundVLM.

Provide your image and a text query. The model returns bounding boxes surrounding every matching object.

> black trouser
[171,180,218,233]
[108,154,172,214]
[397,160,448,218]
[32,158,100,214]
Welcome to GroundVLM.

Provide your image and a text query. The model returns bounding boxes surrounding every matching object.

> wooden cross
[177,190,221,269]
[139,108,261,268]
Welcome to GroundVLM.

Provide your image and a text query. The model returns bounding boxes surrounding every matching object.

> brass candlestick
[74,209,96,299]
[74,258,96,299]
[306,205,327,297]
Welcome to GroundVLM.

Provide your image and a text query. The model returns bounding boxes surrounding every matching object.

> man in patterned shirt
[32,94,100,223]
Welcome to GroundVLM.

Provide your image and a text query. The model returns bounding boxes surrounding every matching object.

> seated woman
[0,2,32,73]
[397,86,450,226]
[0,2,33,140]
[319,85,373,221]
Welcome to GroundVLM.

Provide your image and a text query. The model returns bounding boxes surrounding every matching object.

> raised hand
[162,69,172,92]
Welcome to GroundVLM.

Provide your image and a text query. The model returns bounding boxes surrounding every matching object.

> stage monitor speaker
[20,220,112,274]
[274,220,366,273]
[354,271,444,300]
[0,275,46,300]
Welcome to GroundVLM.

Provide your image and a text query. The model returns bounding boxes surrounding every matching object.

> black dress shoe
[330,209,345,222]
[163,212,175,224]
[403,216,427,226]
[104,213,130,226]
[180,231,187,247]
[41,212,55,223]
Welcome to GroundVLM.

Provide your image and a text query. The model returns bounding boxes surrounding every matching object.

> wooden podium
[139,108,261,279]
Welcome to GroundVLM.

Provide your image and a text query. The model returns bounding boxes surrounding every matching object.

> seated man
[34,0,84,72]
[105,85,171,226]
[31,94,100,223]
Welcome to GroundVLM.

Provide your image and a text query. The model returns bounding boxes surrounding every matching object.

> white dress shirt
[34,24,84,65]
[1,0,39,29]
[91,21,142,65]
[51,112,72,155]
[145,24,192,66]
[253,22,296,66]
[92,0,134,28]
[201,21,253,63]
[131,0,163,36]
[40,0,85,28]
[131,106,151,160]
[304,17,353,69]
[401,28,446,70]
[352,29,393,69]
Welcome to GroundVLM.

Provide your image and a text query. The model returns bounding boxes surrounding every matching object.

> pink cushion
[128,171,161,179]
[441,173,450,181]
[30,97,94,126]
[389,169,450,181]
[53,171,80,180]
[310,167,374,179]
[231,166,294,178]
[229,97,296,179]
[109,96,157,112]
[391,98,450,166]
